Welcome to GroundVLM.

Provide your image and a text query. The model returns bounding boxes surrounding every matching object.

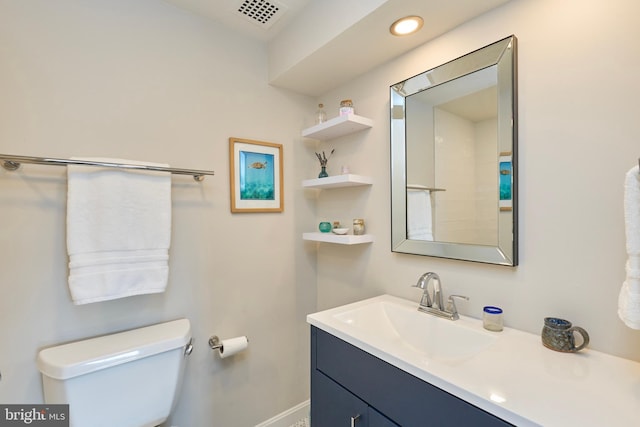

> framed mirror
[390,36,518,266]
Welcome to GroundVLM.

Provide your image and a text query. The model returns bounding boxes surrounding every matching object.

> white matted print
[229,137,283,213]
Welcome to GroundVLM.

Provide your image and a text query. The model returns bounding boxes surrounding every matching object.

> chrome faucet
[411,272,469,320]
[414,272,442,310]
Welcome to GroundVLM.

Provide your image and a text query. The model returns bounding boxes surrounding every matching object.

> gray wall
[315,0,640,362]
[0,1,316,425]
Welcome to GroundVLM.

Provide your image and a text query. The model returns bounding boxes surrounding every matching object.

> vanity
[307,295,640,426]
[311,327,510,426]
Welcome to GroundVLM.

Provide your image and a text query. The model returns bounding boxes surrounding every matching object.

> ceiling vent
[234,0,288,29]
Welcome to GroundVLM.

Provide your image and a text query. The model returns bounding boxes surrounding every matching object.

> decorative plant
[315,149,335,167]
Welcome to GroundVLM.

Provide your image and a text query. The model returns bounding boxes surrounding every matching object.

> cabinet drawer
[312,371,399,427]
[313,327,512,427]
[312,371,368,426]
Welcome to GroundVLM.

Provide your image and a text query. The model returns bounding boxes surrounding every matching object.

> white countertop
[307,294,640,427]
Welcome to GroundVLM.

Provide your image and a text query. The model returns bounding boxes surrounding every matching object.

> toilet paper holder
[208,335,249,358]
[208,336,224,351]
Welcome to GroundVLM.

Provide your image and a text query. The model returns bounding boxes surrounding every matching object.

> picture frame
[499,153,512,212]
[229,137,283,213]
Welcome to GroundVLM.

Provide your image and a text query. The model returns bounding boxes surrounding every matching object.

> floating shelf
[302,114,373,141]
[301,113,374,248]
[303,232,374,245]
[303,174,373,189]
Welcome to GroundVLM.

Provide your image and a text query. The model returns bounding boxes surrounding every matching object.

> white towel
[66,158,172,305]
[618,165,640,328]
[407,189,433,241]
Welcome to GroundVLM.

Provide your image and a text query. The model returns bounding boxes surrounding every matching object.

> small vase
[318,166,328,178]
[318,222,332,233]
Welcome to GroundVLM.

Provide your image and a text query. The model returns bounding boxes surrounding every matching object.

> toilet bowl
[37,318,191,427]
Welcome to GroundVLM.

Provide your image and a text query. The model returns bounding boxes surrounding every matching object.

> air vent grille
[235,0,287,29]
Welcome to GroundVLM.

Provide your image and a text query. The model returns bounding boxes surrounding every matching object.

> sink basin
[313,295,496,362]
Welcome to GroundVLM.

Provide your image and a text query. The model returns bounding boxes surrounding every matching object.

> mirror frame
[390,35,518,266]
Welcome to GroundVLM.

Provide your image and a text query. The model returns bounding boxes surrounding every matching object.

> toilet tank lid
[37,318,191,380]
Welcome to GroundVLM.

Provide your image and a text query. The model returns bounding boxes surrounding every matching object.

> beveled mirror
[390,36,518,265]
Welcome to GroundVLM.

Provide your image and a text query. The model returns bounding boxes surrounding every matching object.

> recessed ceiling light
[390,16,424,36]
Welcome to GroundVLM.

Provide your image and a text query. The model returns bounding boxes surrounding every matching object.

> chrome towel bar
[406,184,446,192]
[0,153,214,181]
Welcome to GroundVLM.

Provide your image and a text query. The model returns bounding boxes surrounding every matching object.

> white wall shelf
[302,113,374,246]
[303,232,374,245]
[303,174,373,189]
[302,114,373,141]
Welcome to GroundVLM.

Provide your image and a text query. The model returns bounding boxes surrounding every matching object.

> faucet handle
[446,295,469,320]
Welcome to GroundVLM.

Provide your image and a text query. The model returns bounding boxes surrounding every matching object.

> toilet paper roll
[219,336,248,358]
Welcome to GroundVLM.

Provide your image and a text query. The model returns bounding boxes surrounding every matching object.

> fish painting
[499,161,512,200]
[249,161,268,169]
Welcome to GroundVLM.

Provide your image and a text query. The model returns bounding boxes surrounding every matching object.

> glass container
[353,219,365,235]
[339,99,354,116]
[315,103,327,125]
[483,306,503,332]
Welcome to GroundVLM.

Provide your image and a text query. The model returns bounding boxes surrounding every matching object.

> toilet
[37,318,192,427]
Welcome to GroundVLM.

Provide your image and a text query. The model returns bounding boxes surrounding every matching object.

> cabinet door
[312,371,368,427]
[368,408,399,427]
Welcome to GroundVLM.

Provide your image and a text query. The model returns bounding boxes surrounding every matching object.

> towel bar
[0,153,214,181]
[407,184,446,192]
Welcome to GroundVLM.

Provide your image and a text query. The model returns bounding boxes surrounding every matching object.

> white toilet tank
[37,318,191,427]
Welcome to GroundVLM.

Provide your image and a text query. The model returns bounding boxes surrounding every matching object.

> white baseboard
[255,400,310,427]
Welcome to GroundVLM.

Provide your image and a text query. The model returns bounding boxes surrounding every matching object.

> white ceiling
[162,0,312,42]
[162,0,512,96]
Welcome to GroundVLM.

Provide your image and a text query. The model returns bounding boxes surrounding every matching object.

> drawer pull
[350,414,361,427]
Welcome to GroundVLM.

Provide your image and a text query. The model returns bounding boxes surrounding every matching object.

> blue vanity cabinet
[311,326,513,427]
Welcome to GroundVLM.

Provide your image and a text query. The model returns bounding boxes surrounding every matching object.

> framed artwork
[499,154,512,211]
[229,137,283,213]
